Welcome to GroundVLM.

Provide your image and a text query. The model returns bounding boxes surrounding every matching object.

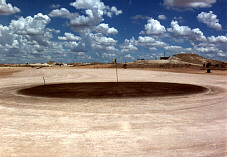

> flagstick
[115,61,118,82]
[43,76,46,85]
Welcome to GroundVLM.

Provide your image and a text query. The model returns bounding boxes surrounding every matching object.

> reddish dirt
[0,67,27,78]
[142,68,227,75]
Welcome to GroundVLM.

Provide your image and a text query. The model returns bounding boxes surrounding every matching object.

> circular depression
[17,82,208,99]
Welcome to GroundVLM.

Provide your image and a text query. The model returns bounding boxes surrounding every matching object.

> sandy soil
[0,68,226,157]
[0,67,28,78]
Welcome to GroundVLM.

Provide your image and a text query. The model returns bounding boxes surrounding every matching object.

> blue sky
[0,0,226,63]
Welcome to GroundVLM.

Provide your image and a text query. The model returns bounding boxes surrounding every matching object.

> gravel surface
[0,68,226,157]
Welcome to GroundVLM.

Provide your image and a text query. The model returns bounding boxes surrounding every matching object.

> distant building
[160,51,169,60]
[47,61,56,65]
[160,57,169,60]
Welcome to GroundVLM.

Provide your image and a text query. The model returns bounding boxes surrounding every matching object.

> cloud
[195,46,218,53]
[50,4,61,8]
[95,23,118,34]
[120,37,138,52]
[164,0,216,9]
[168,20,207,42]
[69,2,122,31]
[49,8,73,18]
[9,13,52,46]
[208,35,227,43]
[217,51,226,57]
[138,36,155,43]
[9,13,51,36]
[0,12,91,63]
[70,0,122,17]
[90,33,117,46]
[58,32,81,41]
[50,0,122,36]
[192,41,226,59]
[111,6,122,16]
[87,33,118,52]
[2,17,60,61]
[164,45,192,52]
[0,24,18,48]
[131,15,150,24]
[49,0,121,55]
[106,6,123,18]
[0,0,20,15]
[120,44,138,52]
[131,15,150,20]
[125,54,134,59]
[63,41,87,52]
[149,47,157,51]
[173,16,183,23]
[142,18,166,35]
[70,0,106,10]
[102,52,116,59]
[0,23,63,63]
[0,13,75,63]
[197,11,222,30]
[69,9,104,32]
[138,36,167,47]
[158,15,166,20]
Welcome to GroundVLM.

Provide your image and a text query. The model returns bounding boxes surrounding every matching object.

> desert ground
[0,67,226,157]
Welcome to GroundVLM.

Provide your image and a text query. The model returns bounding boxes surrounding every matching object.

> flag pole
[113,59,118,82]
[116,60,118,82]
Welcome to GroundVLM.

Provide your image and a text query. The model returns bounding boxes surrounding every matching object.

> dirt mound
[169,53,224,65]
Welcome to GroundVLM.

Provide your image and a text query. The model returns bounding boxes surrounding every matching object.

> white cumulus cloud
[70,0,106,10]
[49,0,122,40]
[9,13,52,46]
[138,36,167,47]
[120,37,138,53]
[143,18,166,35]
[164,0,216,9]
[208,35,227,43]
[88,33,118,52]
[168,20,207,41]
[197,11,222,30]
[195,46,218,53]
[0,0,20,15]
[95,23,118,34]
[9,13,51,35]
[164,45,192,52]
[49,8,79,19]
[106,6,123,17]
[149,47,157,51]
[158,15,166,20]
[0,24,19,48]
[50,4,61,8]
[58,32,81,41]
[64,41,87,52]
[120,44,138,53]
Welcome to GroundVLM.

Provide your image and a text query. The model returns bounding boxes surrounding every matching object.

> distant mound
[169,53,224,65]
[129,53,226,69]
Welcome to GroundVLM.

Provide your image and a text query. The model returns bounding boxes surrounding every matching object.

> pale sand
[0,68,226,156]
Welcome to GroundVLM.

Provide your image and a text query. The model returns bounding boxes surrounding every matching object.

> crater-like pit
[18,82,208,99]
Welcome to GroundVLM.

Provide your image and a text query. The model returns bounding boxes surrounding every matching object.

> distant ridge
[169,53,224,65]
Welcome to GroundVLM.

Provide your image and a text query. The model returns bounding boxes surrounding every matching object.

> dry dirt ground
[0,67,226,157]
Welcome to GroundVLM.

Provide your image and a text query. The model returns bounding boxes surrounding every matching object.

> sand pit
[0,68,226,157]
[18,82,208,98]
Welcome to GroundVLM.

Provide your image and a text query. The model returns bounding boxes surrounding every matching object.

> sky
[0,0,226,63]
